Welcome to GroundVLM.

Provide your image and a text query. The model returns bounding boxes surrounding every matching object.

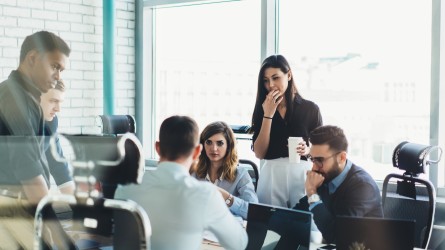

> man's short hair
[158,115,199,160]
[309,125,348,152]
[20,31,71,62]
[54,80,65,92]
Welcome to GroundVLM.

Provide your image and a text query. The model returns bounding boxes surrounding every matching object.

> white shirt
[115,161,248,250]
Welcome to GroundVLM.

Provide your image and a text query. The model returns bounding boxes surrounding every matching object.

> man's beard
[323,161,342,184]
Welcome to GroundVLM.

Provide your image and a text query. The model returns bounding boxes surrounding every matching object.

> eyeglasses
[307,152,341,168]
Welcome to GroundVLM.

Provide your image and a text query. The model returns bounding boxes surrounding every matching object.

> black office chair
[35,133,150,250]
[96,116,140,198]
[382,141,442,249]
[230,124,251,134]
[97,115,136,135]
[230,125,260,191]
[239,159,259,192]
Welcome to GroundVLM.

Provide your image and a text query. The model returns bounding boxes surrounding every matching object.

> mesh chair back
[382,141,440,249]
[39,133,150,249]
[239,159,259,191]
[35,195,151,250]
[382,174,435,248]
[92,135,144,185]
[230,124,259,192]
[52,133,144,186]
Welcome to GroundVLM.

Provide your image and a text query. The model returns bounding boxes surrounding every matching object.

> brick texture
[0,0,136,133]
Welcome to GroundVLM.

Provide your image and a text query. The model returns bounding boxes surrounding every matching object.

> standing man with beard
[293,125,383,244]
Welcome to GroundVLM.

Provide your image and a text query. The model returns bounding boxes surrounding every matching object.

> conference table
[201,241,423,250]
[201,228,326,250]
[201,240,327,250]
[199,216,325,250]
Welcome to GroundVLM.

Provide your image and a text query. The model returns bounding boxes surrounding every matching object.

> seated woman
[193,121,258,220]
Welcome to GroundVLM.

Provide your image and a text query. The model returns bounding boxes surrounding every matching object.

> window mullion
[261,0,278,61]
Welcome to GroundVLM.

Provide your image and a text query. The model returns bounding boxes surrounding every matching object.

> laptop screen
[246,203,312,250]
[335,216,415,250]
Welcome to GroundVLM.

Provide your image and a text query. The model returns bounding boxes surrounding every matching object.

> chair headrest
[51,133,144,185]
[392,141,442,176]
[98,115,136,135]
[230,124,251,134]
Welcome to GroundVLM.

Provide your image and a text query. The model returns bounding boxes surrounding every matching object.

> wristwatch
[225,194,233,206]
[308,193,320,204]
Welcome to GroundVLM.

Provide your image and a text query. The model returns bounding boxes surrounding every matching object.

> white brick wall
[0,0,136,134]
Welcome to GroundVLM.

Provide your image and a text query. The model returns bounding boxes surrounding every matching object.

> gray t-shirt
[0,70,50,187]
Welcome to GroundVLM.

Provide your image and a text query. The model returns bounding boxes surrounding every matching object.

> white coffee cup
[288,137,303,163]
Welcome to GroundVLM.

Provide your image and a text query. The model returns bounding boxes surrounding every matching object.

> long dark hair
[251,55,298,133]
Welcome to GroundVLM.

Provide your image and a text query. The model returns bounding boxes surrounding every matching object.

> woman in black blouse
[251,54,323,208]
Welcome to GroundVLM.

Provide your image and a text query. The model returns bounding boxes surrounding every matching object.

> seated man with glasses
[293,125,383,244]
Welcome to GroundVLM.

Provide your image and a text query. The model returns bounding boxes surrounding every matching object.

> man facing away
[0,31,75,249]
[293,125,383,244]
[115,115,248,250]
[41,79,75,194]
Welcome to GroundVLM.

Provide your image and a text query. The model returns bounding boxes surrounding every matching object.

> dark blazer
[293,163,383,243]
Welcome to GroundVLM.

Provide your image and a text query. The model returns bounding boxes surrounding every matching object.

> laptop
[335,216,415,250]
[246,203,312,250]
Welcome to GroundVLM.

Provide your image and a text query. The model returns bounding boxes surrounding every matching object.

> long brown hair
[196,121,238,182]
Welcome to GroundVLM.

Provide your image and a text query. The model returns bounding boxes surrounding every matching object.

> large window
[143,0,444,189]
[279,0,432,181]
[147,0,261,162]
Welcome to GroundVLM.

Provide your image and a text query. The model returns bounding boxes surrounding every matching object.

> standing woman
[194,121,258,219]
[251,55,322,208]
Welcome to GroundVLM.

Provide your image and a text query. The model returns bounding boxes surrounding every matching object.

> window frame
[141,0,445,196]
